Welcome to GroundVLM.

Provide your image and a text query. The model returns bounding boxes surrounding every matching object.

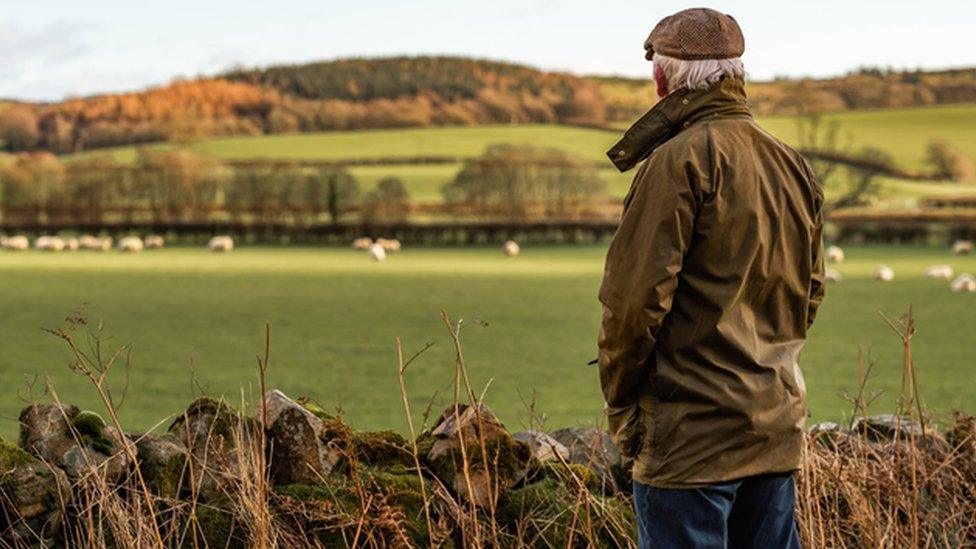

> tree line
[0,145,610,228]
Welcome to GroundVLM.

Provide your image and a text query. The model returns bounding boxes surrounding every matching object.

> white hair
[653,53,745,94]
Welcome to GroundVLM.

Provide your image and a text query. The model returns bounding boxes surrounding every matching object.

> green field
[94,106,976,169]
[0,245,973,440]
[82,105,976,203]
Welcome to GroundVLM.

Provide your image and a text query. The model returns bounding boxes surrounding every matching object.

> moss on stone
[70,410,115,455]
[424,436,534,489]
[497,477,636,547]
[0,435,33,472]
[350,429,414,468]
[186,504,243,549]
[143,449,187,499]
[275,468,437,547]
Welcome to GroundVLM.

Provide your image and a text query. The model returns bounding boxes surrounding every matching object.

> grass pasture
[80,105,976,205]
[0,244,973,440]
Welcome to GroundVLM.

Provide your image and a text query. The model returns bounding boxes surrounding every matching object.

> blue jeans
[632,472,801,549]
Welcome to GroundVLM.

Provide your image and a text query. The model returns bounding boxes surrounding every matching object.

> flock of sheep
[825,239,976,292]
[0,235,237,253]
[351,237,521,261]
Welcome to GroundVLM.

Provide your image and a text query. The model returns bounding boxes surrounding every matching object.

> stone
[0,436,69,543]
[265,394,342,485]
[550,427,629,494]
[132,432,189,498]
[513,430,570,463]
[18,404,133,483]
[420,403,533,508]
[852,414,947,451]
[168,397,257,500]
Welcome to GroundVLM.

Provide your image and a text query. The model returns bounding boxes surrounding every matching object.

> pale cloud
[0,20,94,98]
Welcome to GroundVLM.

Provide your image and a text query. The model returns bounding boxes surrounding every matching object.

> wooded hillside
[1,57,973,154]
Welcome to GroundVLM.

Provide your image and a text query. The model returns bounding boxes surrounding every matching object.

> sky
[2,0,975,101]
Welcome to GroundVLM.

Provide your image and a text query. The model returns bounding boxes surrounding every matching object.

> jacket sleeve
[807,201,826,330]
[805,162,826,330]
[597,157,698,408]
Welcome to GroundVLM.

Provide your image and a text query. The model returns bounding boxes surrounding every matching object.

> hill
[1,57,974,155]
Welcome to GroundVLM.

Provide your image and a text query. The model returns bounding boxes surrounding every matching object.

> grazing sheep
[825,245,845,263]
[352,237,373,251]
[208,235,234,252]
[78,235,99,250]
[34,236,66,252]
[924,264,954,280]
[118,236,144,253]
[2,235,29,251]
[65,238,80,251]
[825,268,842,283]
[952,240,973,255]
[144,235,165,249]
[873,265,895,282]
[950,273,976,293]
[375,238,401,253]
[503,240,520,257]
[97,237,113,251]
[367,243,387,262]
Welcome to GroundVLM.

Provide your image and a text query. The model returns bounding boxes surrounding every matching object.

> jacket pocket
[606,404,645,459]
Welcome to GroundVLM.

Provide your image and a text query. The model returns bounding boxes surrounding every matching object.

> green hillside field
[78,104,976,203]
[0,245,972,440]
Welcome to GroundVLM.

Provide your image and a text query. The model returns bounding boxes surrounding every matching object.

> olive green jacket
[598,77,825,488]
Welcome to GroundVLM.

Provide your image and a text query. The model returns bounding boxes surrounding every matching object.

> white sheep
[950,273,976,293]
[924,264,954,280]
[118,236,144,253]
[34,236,66,252]
[65,238,80,251]
[352,237,373,251]
[873,265,895,282]
[208,235,235,252]
[503,240,520,257]
[375,238,401,253]
[825,268,842,283]
[2,235,29,251]
[367,242,387,262]
[97,237,113,251]
[144,235,165,249]
[825,245,845,263]
[952,240,973,255]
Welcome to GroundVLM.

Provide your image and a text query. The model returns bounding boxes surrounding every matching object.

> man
[598,8,825,548]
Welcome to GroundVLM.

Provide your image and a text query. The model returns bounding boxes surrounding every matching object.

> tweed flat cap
[644,8,744,61]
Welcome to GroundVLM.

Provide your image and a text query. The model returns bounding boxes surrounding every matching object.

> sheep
[352,237,373,251]
[118,236,144,253]
[825,245,845,263]
[65,238,80,251]
[952,240,973,255]
[924,264,954,280]
[367,242,387,262]
[503,240,520,257]
[2,235,29,251]
[375,238,401,253]
[873,265,895,282]
[825,268,842,283]
[208,235,235,252]
[78,235,99,250]
[79,235,112,251]
[144,235,165,249]
[950,273,976,293]
[34,236,66,252]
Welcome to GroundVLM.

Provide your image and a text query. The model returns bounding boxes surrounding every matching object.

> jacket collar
[607,77,752,172]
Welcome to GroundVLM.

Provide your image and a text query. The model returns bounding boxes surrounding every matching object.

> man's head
[645,8,746,97]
